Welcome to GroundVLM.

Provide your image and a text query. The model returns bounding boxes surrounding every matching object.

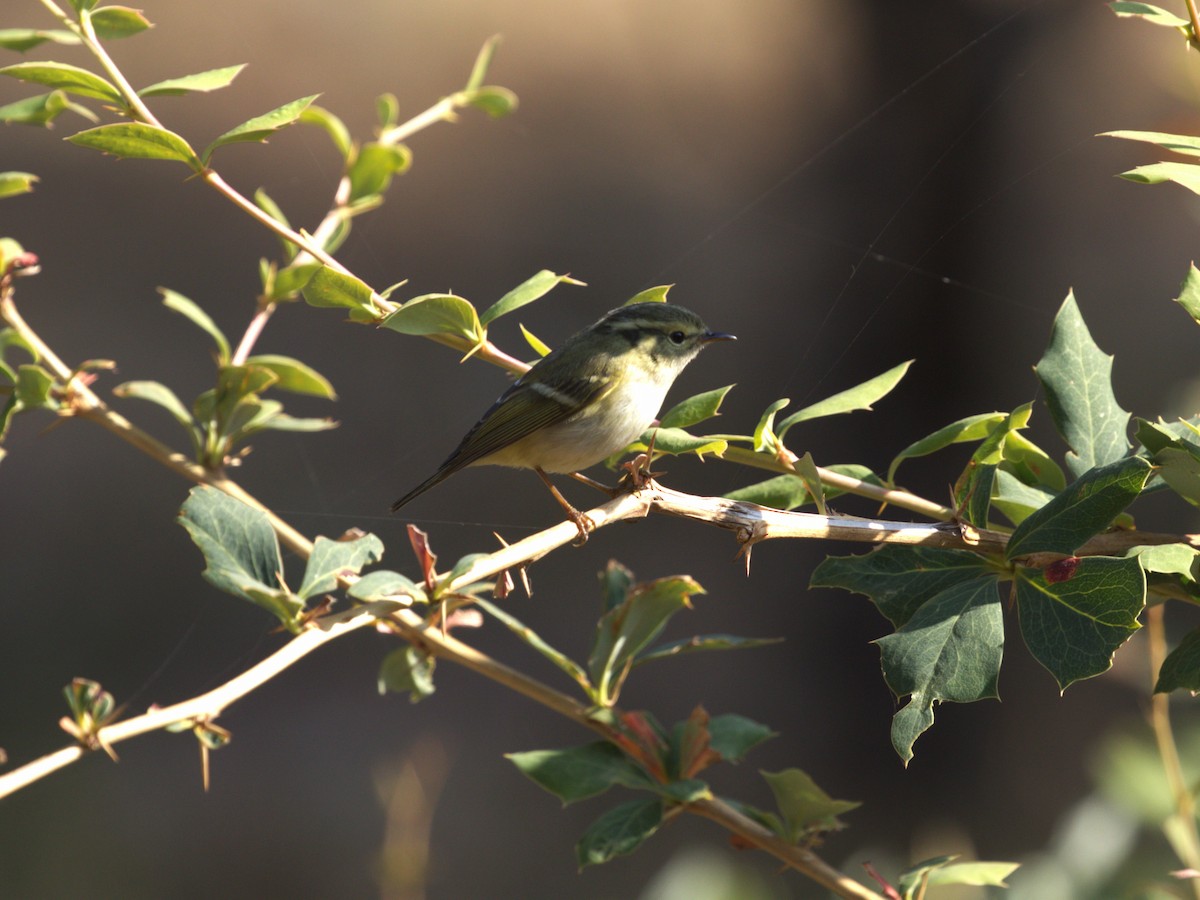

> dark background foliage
[3,1,1199,896]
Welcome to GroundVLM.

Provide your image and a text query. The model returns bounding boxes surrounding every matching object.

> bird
[391,301,735,541]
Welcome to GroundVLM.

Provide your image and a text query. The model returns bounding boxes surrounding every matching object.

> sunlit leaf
[0,61,120,102]
[68,123,201,171]
[244,354,336,399]
[777,360,912,439]
[479,270,585,325]
[139,64,246,97]
[160,288,230,363]
[203,94,320,163]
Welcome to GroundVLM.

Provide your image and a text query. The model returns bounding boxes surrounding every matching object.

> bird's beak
[702,331,737,343]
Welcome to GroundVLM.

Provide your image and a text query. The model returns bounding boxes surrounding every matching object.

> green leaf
[659,385,734,430]
[506,742,651,805]
[1102,129,1200,158]
[271,263,321,300]
[297,533,384,600]
[176,485,299,626]
[599,559,634,613]
[139,64,246,97]
[243,354,336,399]
[0,172,37,199]
[474,598,592,693]
[1135,419,1200,504]
[0,90,94,127]
[300,266,377,317]
[1174,262,1200,324]
[0,61,120,101]
[254,412,337,433]
[725,474,809,510]
[376,92,399,130]
[752,398,789,452]
[520,322,552,357]
[1119,161,1200,196]
[347,569,424,604]
[576,798,663,867]
[1128,543,1200,580]
[1002,429,1066,492]
[0,29,79,52]
[899,856,1019,897]
[112,380,198,440]
[876,578,1004,764]
[624,285,671,305]
[299,105,352,159]
[464,35,501,93]
[68,123,201,171]
[991,469,1056,526]
[760,769,859,841]
[705,714,777,763]
[1005,457,1151,560]
[467,86,518,118]
[203,94,319,163]
[629,426,727,460]
[1155,626,1200,694]
[347,142,412,203]
[634,633,783,666]
[479,270,585,326]
[589,575,704,704]
[381,293,481,342]
[160,288,231,364]
[377,645,435,702]
[811,546,993,629]
[88,6,152,40]
[1015,556,1144,691]
[793,451,827,515]
[887,412,1006,483]
[952,405,1032,528]
[1108,2,1189,27]
[776,360,912,439]
[14,364,56,409]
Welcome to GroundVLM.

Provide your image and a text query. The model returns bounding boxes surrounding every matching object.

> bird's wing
[391,371,617,511]
[448,372,617,467]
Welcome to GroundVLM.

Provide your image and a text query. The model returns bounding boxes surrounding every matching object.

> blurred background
[3,0,1200,897]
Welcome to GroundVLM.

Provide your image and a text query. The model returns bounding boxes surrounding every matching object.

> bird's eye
[668,331,686,345]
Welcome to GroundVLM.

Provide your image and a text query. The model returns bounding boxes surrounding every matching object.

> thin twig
[1146,604,1200,897]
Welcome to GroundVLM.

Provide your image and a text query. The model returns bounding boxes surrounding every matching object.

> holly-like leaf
[1035,292,1131,478]
[776,360,912,440]
[991,469,1056,527]
[479,270,585,326]
[203,94,320,163]
[812,545,993,629]
[1174,262,1200,325]
[1015,556,1144,691]
[876,578,1004,764]
[0,60,120,101]
[659,385,734,430]
[506,742,651,805]
[899,857,1019,898]
[1155,627,1200,694]
[760,768,859,841]
[1005,457,1151,560]
[68,123,201,171]
[297,533,384,600]
[626,427,727,460]
[139,64,246,97]
[576,798,663,867]
[752,397,789,452]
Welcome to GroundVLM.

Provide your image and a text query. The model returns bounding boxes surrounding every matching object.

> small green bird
[391,301,735,539]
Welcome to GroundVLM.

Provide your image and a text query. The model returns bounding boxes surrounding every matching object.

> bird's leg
[535,467,594,545]
[568,471,619,497]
